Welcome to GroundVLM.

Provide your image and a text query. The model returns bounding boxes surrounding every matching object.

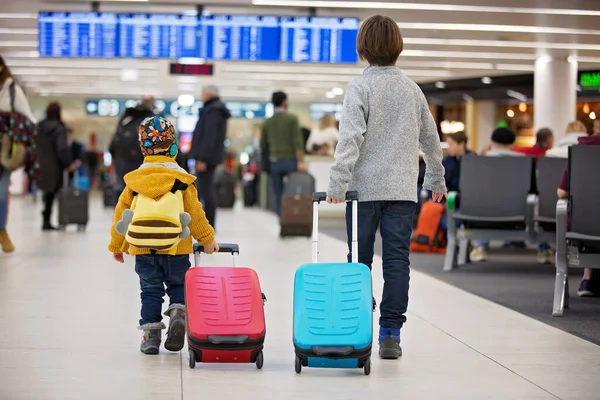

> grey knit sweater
[327,66,446,202]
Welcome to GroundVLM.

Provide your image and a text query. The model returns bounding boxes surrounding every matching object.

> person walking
[0,56,35,251]
[109,94,156,199]
[36,102,70,231]
[189,85,231,229]
[325,16,446,360]
[260,91,306,215]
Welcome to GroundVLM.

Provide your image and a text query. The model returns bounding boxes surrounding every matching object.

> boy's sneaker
[164,304,186,352]
[578,280,594,297]
[470,247,487,262]
[139,323,165,355]
[378,327,402,360]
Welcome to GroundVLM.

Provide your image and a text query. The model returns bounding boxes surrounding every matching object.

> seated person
[306,114,339,156]
[513,127,554,160]
[470,128,524,262]
[443,131,473,193]
[557,131,600,297]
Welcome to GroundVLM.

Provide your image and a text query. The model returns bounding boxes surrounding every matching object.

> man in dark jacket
[109,95,156,198]
[189,85,231,229]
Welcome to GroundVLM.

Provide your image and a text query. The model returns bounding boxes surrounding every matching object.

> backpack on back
[410,201,447,254]
[116,180,192,254]
[114,111,150,162]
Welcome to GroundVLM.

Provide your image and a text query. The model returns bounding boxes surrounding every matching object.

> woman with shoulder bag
[0,56,35,253]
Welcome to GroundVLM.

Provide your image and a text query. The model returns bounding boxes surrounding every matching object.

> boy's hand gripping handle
[193,243,239,267]
[311,191,359,264]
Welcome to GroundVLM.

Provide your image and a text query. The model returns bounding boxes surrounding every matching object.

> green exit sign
[580,71,600,90]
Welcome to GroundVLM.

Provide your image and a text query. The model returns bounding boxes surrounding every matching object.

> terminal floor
[2,196,600,400]
[321,220,600,346]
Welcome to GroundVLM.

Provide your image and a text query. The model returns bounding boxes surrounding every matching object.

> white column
[534,56,578,142]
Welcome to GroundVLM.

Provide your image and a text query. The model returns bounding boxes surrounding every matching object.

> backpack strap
[171,179,188,193]
[9,82,15,112]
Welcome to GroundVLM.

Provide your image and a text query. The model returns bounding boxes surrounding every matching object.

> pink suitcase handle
[192,243,239,267]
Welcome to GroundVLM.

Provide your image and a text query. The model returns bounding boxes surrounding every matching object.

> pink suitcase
[185,243,266,369]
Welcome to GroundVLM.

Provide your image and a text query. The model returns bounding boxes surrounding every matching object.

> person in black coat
[36,102,70,230]
[189,85,231,229]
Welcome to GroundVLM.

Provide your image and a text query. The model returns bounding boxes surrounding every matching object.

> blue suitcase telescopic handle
[193,243,240,255]
[312,191,358,203]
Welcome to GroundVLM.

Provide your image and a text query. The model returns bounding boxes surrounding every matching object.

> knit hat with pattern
[138,116,178,158]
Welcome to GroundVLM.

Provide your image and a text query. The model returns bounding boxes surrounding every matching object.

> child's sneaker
[378,327,402,359]
[164,304,186,352]
[139,323,165,354]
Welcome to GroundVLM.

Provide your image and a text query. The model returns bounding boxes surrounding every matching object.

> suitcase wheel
[188,349,196,369]
[363,358,371,376]
[255,351,264,370]
[294,355,302,374]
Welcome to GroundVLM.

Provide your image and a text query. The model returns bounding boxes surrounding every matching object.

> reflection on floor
[1,196,599,400]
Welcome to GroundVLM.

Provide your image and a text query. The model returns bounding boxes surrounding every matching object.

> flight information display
[118,13,199,58]
[38,12,118,58]
[199,15,280,61]
[279,17,359,63]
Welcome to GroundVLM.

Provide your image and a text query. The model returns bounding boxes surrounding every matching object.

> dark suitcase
[243,173,259,207]
[186,243,266,370]
[58,186,89,231]
[215,170,236,208]
[103,182,117,208]
[284,172,315,196]
[280,194,313,237]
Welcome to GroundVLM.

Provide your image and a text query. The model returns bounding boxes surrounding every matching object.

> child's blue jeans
[135,254,191,327]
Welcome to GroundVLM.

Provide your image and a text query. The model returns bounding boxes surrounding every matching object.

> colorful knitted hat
[138,116,178,158]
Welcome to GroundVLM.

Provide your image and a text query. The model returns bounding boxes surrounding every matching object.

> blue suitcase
[293,191,373,375]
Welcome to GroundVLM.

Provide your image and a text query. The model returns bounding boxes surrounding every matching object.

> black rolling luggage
[215,169,236,208]
[58,184,89,231]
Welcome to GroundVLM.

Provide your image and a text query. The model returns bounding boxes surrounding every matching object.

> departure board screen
[118,13,199,58]
[199,15,279,61]
[38,12,118,58]
[279,17,359,63]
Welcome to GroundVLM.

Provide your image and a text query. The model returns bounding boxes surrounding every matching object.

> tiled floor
[1,195,599,400]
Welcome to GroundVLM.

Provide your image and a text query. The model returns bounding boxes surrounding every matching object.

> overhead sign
[579,70,600,91]
[169,63,214,76]
[309,103,342,121]
[85,98,272,118]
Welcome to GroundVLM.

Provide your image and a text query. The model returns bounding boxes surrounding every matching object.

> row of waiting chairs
[442,146,600,316]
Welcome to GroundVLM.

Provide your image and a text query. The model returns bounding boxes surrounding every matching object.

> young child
[326,15,447,360]
[109,116,219,355]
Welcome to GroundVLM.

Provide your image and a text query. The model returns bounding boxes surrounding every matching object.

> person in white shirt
[545,121,589,158]
[0,56,35,253]
[306,113,339,156]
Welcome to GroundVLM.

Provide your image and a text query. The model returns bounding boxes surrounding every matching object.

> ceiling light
[583,104,590,114]
[177,58,206,65]
[507,110,515,118]
[331,88,344,95]
[251,1,600,17]
[518,102,527,112]
[403,38,600,51]
[0,28,37,35]
[481,77,492,84]
[0,13,37,19]
[434,81,446,89]
[178,94,195,107]
[0,41,37,48]
[325,91,336,99]
[506,90,528,102]
[402,49,535,61]
[590,112,597,120]
[396,22,600,36]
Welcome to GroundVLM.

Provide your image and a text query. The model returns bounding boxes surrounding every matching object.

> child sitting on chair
[108,116,219,355]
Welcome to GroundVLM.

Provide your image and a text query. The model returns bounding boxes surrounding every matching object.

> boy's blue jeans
[346,200,416,330]
[135,254,191,327]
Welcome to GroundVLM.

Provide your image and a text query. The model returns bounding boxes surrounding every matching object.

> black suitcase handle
[193,243,239,254]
